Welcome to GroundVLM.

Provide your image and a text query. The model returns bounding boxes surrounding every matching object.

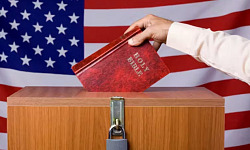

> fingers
[128,28,152,46]
[124,18,145,34]
[153,41,161,51]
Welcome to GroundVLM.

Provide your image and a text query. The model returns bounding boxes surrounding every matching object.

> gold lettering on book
[127,52,150,77]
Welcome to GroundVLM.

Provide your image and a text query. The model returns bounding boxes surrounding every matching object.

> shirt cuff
[166,22,204,57]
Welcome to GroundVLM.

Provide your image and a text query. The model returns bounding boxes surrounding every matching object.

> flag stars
[0,29,8,39]
[33,22,43,32]
[9,0,18,7]
[57,1,67,11]
[0,7,8,18]
[57,47,68,57]
[0,52,8,62]
[69,36,79,46]
[56,24,67,34]
[21,10,31,20]
[69,59,77,67]
[44,11,55,22]
[9,20,20,30]
[69,13,79,23]
[45,35,55,45]
[33,45,43,55]
[45,57,55,68]
[21,32,32,43]
[20,55,31,66]
[9,42,19,53]
[33,0,43,9]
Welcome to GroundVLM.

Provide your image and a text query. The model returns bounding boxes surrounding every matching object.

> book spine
[72,27,141,74]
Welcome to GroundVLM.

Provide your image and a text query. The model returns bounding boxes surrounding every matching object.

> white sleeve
[166,22,250,85]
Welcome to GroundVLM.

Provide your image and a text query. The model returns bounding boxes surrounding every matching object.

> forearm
[166,22,250,85]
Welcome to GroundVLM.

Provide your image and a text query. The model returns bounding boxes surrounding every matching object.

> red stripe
[183,9,250,31]
[162,55,208,72]
[0,84,21,102]
[85,0,212,9]
[0,117,6,133]
[225,144,250,150]
[84,9,250,43]
[226,111,250,130]
[200,79,250,97]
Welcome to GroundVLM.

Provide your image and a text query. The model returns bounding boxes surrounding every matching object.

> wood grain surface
[8,87,224,150]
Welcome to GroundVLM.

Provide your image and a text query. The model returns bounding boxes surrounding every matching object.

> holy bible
[72,27,170,92]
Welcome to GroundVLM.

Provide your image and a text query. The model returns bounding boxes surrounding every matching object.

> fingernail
[128,38,134,45]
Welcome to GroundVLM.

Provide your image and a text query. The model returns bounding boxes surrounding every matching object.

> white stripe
[84,43,185,58]
[0,66,231,88]
[0,68,82,87]
[84,0,250,26]
[0,101,7,118]
[0,133,7,149]
[84,26,250,58]
[225,94,250,114]
[225,127,250,148]
[225,25,250,39]
[152,67,233,87]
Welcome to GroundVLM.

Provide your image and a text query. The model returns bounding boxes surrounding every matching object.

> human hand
[125,14,173,51]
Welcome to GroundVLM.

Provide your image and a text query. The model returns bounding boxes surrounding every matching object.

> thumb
[128,28,152,46]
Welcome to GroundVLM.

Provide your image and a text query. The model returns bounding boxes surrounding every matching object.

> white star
[44,11,55,22]
[69,36,79,46]
[8,0,18,7]
[69,59,77,67]
[33,0,43,9]
[57,1,67,11]
[9,20,20,30]
[33,45,43,55]
[33,22,43,32]
[21,10,31,20]
[21,32,32,43]
[0,52,8,62]
[57,47,68,57]
[0,29,8,39]
[20,55,31,66]
[0,7,8,18]
[45,57,55,68]
[9,42,19,53]
[69,13,79,23]
[56,24,67,34]
[45,35,55,45]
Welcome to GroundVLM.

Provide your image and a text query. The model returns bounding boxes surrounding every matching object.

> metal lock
[106,125,128,150]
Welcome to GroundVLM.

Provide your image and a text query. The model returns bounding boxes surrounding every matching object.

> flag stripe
[153,67,232,87]
[84,10,250,43]
[200,79,250,97]
[183,9,250,30]
[0,68,81,88]
[226,111,250,130]
[0,102,7,118]
[225,144,250,150]
[162,55,208,72]
[0,133,7,149]
[225,128,250,148]
[0,84,21,102]
[0,117,6,133]
[85,0,212,9]
[225,94,250,113]
[84,0,250,26]
[0,67,232,88]
[84,26,250,59]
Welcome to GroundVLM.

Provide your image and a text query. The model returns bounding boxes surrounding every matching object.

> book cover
[72,27,170,92]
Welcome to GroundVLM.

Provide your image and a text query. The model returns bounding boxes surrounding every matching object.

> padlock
[106,125,128,150]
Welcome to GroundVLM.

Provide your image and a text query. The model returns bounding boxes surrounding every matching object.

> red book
[72,27,170,92]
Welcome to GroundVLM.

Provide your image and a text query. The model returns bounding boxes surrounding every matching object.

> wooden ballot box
[8,87,224,150]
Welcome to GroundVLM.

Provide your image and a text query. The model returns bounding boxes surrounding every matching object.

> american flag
[0,0,250,149]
